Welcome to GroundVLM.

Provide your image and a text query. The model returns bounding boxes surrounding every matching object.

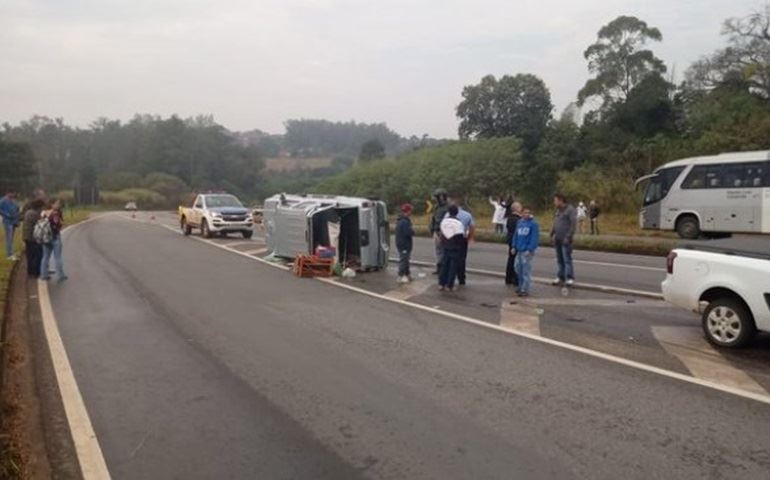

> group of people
[393,189,585,298]
[0,188,68,282]
[576,200,601,235]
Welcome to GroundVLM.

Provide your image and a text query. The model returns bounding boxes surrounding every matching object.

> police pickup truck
[179,193,253,239]
[662,246,770,348]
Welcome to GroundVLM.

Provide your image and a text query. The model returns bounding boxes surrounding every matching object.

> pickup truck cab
[179,193,253,239]
[662,246,770,348]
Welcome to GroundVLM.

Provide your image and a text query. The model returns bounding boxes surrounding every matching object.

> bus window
[682,164,724,189]
[643,166,684,205]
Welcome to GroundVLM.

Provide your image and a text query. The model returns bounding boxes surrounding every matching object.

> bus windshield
[643,166,685,206]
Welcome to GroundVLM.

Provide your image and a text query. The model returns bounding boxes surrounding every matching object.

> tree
[686,5,770,98]
[0,136,37,192]
[358,139,386,164]
[578,16,666,111]
[456,73,553,150]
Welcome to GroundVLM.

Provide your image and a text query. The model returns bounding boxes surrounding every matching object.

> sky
[0,0,764,138]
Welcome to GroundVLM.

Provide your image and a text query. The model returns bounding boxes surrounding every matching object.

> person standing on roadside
[438,205,466,292]
[428,188,449,275]
[576,201,587,234]
[589,200,600,235]
[512,207,539,297]
[489,196,506,235]
[0,190,21,261]
[550,194,577,286]
[505,202,523,287]
[395,203,415,284]
[22,199,44,277]
[40,199,68,282]
[446,196,474,286]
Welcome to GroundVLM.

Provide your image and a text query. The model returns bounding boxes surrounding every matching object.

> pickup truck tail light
[666,251,677,274]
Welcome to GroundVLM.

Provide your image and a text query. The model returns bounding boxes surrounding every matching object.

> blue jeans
[554,240,574,282]
[439,247,462,289]
[41,236,65,280]
[514,251,534,293]
[3,222,14,258]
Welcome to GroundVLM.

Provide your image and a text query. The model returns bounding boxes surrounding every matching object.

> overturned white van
[262,194,390,270]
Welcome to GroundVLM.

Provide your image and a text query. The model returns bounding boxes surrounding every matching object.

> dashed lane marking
[383,279,433,301]
[119,216,770,406]
[499,300,541,336]
[652,326,768,396]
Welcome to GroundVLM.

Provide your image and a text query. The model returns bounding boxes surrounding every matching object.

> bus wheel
[676,215,700,239]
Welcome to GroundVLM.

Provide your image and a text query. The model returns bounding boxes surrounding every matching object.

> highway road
[38,213,770,479]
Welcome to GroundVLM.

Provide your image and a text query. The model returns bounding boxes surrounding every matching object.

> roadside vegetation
[0,208,90,479]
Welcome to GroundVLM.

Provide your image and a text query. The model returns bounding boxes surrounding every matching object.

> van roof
[658,150,770,170]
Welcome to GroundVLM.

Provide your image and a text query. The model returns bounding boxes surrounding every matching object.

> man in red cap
[395,202,415,283]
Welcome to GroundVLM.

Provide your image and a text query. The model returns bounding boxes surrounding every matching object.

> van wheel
[676,215,700,239]
[201,220,212,238]
[242,231,253,239]
[181,217,192,236]
[702,297,756,348]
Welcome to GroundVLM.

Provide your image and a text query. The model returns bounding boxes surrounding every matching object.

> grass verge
[0,207,91,479]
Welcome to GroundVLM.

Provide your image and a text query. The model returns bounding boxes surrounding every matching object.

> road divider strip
[133,217,770,406]
[390,258,664,299]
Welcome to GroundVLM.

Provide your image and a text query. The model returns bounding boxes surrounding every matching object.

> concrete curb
[388,258,664,300]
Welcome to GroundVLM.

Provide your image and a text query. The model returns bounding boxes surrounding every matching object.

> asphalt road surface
[45,214,770,479]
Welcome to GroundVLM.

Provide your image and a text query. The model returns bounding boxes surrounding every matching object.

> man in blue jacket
[0,190,20,261]
[511,207,539,297]
[395,203,415,283]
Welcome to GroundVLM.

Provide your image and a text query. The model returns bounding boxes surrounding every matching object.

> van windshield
[643,166,685,206]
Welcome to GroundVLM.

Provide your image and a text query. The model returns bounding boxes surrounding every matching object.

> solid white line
[38,280,112,480]
[396,258,664,299]
[571,259,664,272]
[136,218,770,405]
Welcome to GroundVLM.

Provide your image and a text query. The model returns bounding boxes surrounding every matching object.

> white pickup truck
[179,193,254,239]
[662,246,770,348]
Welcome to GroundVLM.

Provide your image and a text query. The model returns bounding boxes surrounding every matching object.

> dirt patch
[1,265,52,479]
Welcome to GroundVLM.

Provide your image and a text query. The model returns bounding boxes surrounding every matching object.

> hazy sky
[0,0,763,138]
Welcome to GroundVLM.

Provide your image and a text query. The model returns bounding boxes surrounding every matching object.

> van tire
[702,297,756,348]
[201,220,212,238]
[181,217,192,236]
[676,215,700,239]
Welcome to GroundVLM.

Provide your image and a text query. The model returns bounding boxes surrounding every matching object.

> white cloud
[0,0,763,137]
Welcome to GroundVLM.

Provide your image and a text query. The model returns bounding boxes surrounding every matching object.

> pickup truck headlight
[211,212,222,218]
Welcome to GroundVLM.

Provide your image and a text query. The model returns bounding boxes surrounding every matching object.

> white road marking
[119,216,770,405]
[570,259,664,272]
[499,300,541,336]
[38,280,112,480]
[240,247,268,256]
[397,259,664,299]
[652,326,768,396]
[383,280,433,301]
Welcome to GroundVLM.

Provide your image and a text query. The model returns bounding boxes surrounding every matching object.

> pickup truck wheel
[181,217,192,236]
[201,220,212,238]
[702,297,756,348]
[242,231,253,239]
[676,215,700,239]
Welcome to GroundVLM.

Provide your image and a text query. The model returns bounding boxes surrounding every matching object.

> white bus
[635,150,770,239]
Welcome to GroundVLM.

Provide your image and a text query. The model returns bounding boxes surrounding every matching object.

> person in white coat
[489,197,506,235]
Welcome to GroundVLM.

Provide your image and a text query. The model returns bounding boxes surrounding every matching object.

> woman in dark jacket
[504,202,523,286]
[395,203,415,283]
[22,199,44,277]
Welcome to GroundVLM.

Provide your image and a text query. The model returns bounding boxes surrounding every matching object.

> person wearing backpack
[39,199,67,282]
[22,199,44,277]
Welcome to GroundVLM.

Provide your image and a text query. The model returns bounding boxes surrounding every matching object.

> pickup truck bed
[662,246,770,348]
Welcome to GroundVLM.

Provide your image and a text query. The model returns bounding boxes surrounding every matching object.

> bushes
[557,164,640,213]
[316,138,523,207]
[100,189,168,209]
